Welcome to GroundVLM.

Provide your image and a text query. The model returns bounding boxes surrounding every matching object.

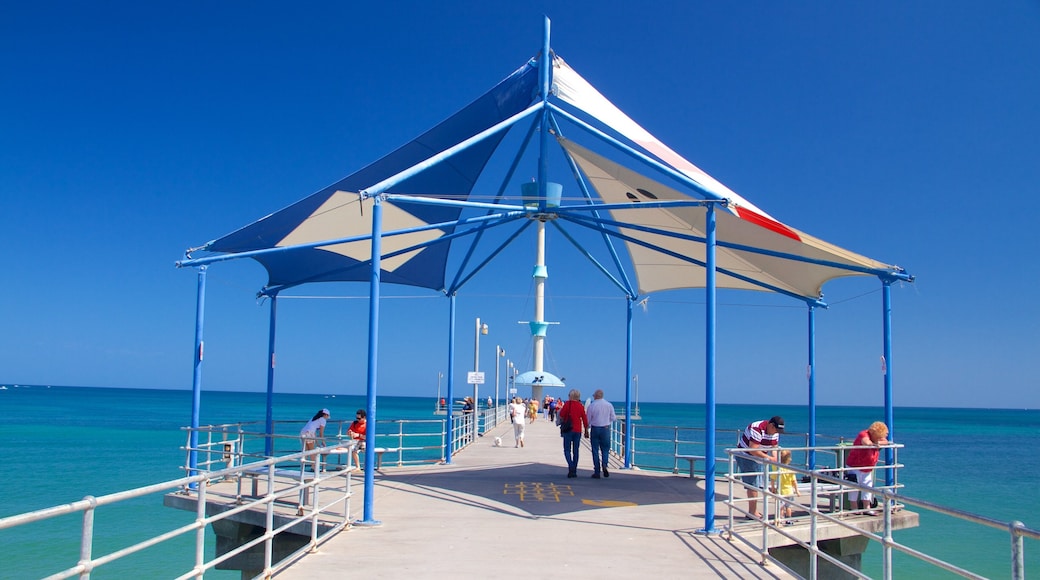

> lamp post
[505,360,512,402]
[436,371,444,414]
[512,366,519,399]
[474,317,488,427]
[495,346,505,408]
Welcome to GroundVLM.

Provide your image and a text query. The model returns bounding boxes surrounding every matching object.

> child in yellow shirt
[770,450,800,525]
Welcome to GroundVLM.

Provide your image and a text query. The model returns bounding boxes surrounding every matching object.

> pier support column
[211,519,310,580]
[770,536,869,580]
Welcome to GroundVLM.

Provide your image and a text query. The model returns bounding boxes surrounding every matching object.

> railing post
[1011,520,1026,580]
[883,489,893,580]
[78,496,96,580]
[398,421,405,467]
[809,475,818,579]
[195,481,207,578]
[673,427,680,473]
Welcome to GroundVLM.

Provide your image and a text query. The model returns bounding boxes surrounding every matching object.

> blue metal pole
[702,204,718,533]
[537,16,551,210]
[882,279,895,487]
[445,293,456,464]
[264,293,278,457]
[624,296,634,468]
[808,305,817,470]
[189,266,207,485]
[361,197,383,525]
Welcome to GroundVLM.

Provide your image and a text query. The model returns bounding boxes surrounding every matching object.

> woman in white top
[509,397,527,448]
[300,408,330,451]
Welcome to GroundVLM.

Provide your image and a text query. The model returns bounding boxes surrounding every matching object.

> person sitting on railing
[846,421,889,516]
[300,409,330,471]
[735,416,785,519]
[347,409,367,470]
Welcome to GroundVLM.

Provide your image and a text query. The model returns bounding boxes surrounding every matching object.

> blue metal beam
[261,212,528,295]
[550,220,631,296]
[445,293,457,464]
[360,198,383,525]
[701,203,718,534]
[188,266,207,488]
[360,103,542,198]
[560,212,827,306]
[180,206,523,270]
[624,297,635,468]
[882,279,895,488]
[264,292,278,457]
[537,16,551,211]
[449,220,535,294]
[558,208,909,281]
[808,305,817,470]
[548,105,728,202]
[549,111,636,296]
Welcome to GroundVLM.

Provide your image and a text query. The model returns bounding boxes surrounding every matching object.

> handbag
[558,405,572,435]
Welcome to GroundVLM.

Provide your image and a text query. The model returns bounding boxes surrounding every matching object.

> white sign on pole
[509,388,517,394]
[467,371,486,385]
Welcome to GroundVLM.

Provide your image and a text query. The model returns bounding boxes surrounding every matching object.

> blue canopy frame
[177,17,912,532]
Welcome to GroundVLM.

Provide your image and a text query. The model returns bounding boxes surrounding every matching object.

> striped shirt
[738,420,779,449]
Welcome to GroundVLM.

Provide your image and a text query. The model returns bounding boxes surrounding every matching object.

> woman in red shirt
[846,421,889,514]
[557,389,589,478]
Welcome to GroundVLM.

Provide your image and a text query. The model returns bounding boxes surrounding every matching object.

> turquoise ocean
[1,385,1037,579]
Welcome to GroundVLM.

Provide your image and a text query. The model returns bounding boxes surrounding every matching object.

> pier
[279,418,788,579]
[166,416,918,579]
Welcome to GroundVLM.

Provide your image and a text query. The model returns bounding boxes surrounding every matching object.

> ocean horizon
[3,382,1036,411]
[1,384,1037,578]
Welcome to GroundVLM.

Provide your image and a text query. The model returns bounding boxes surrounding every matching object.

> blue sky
[2,2,1038,409]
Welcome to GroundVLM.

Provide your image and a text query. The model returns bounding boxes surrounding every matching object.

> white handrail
[722,448,1040,580]
[1,444,354,579]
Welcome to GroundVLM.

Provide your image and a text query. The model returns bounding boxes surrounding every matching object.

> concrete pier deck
[276,417,796,579]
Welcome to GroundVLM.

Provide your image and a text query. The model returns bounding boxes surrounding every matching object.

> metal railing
[612,420,847,475]
[187,418,457,473]
[6,418,1035,579]
[721,447,1040,580]
[0,445,353,580]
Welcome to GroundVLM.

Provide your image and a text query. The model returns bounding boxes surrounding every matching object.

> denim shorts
[735,454,764,489]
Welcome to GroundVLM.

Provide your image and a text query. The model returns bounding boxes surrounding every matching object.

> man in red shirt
[347,409,367,470]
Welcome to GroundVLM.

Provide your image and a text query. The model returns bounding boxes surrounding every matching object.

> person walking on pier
[558,389,589,478]
[846,421,889,515]
[585,389,616,479]
[510,397,527,447]
[735,416,784,519]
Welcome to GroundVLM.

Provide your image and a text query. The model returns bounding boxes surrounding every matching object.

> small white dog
[493,436,503,447]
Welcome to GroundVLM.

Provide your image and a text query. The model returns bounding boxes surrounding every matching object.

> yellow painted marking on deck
[582,499,637,508]
[503,482,574,502]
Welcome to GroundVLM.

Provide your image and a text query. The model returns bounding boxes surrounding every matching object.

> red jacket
[559,400,588,433]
